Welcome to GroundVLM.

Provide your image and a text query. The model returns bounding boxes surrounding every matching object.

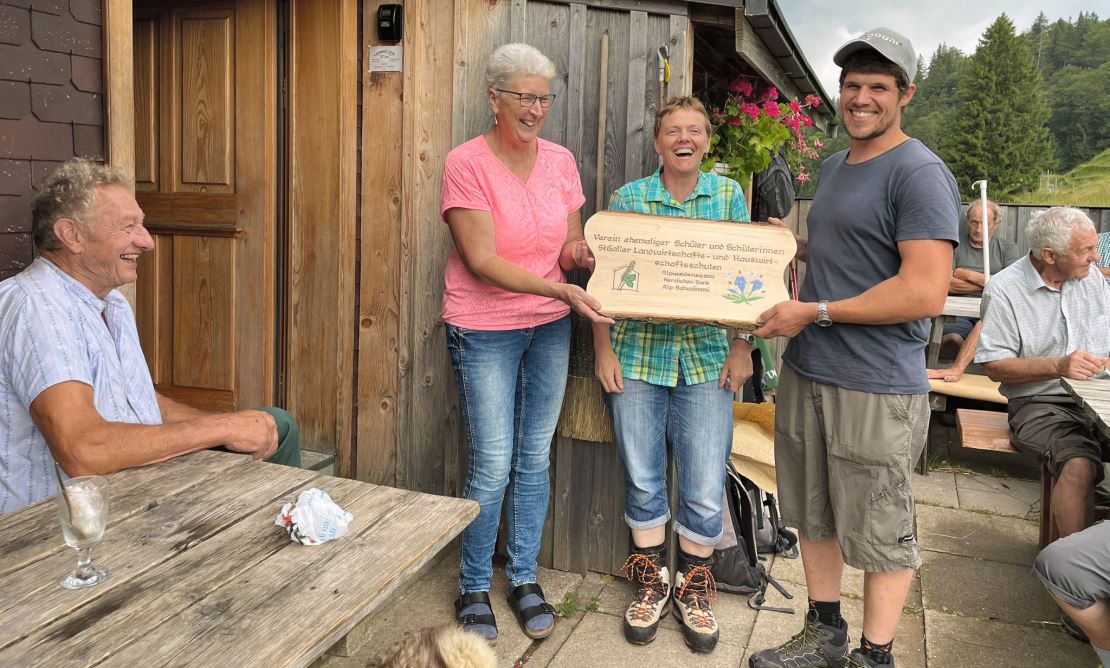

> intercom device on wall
[378,4,402,42]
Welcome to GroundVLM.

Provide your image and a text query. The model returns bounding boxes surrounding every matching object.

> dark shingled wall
[0,0,104,280]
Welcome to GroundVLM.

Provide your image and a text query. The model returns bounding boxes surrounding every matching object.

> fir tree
[942,14,1054,198]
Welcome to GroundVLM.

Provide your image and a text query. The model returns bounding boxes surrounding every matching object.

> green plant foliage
[941,14,1055,198]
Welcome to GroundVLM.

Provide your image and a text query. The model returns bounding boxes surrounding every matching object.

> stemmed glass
[56,475,110,589]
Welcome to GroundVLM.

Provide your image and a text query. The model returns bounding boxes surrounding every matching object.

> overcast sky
[778,1,1106,99]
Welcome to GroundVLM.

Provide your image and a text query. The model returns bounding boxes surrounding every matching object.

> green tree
[903,44,966,153]
[942,14,1054,198]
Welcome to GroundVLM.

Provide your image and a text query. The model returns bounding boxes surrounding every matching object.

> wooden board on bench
[955,408,1017,453]
[929,374,1006,405]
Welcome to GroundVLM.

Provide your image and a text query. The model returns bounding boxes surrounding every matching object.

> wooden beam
[357,0,405,485]
[104,0,136,307]
[733,9,801,101]
[570,0,687,16]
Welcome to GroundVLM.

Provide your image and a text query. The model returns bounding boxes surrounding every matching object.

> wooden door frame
[102,0,358,466]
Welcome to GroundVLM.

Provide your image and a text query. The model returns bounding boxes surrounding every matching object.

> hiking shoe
[673,558,719,653]
[748,610,849,667]
[846,649,894,667]
[619,547,671,645]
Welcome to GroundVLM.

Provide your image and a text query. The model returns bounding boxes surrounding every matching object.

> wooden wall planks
[286,0,357,454]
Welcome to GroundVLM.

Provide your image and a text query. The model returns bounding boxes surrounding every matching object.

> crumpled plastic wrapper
[275,488,352,546]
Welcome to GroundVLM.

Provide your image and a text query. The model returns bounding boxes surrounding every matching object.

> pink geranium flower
[729,79,754,97]
[789,99,801,114]
[762,100,781,117]
[740,102,761,120]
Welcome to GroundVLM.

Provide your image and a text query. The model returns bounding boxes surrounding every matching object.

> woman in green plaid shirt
[592,96,754,654]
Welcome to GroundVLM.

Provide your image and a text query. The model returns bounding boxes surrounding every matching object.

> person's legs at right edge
[1033,521,1110,663]
[606,379,671,646]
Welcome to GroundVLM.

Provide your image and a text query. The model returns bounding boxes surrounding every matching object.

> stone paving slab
[955,473,1040,519]
[523,572,608,667]
[741,588,926,668]
[912,470,959,509]
[312,551,582,667]
[916,503,1040,566]
[545,610,746,668]
[919,550,1060,628]
[924,608,1094,667]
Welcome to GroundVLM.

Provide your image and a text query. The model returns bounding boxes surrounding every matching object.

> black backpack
[710,462,795,613]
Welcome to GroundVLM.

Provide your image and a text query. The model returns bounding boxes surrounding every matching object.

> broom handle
[594,31,609,213]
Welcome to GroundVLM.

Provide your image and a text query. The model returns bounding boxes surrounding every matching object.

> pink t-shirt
[440,136,585,330]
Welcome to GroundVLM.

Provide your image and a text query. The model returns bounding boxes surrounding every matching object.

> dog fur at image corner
[380,625,496,668]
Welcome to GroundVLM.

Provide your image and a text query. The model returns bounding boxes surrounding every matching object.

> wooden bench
[955,408,1110,548]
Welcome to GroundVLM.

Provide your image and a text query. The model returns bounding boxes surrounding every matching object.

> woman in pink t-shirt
[441,43,611,644]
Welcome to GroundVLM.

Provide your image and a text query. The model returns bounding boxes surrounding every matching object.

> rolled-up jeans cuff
[676,522,723,547]
[624,511,670,532]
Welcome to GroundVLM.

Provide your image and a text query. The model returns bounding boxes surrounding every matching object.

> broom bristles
[558,375,614,443]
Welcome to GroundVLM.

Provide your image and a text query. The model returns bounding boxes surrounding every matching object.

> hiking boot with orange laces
[620,545,671,645]
[673,553,719,653]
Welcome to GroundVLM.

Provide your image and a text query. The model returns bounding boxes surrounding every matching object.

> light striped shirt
[1097,231,1110,285]
[0,258,162,515]
[976,256,1110,399]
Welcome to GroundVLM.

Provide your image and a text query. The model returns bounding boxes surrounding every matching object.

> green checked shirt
[607,168,750,387]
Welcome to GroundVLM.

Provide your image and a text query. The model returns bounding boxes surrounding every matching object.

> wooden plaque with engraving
[584,211,796,329]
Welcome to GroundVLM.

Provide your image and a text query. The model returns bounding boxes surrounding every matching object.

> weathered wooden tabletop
[941,295,981,319]
[0,450,478,667]
[926,297,982,368]
[1061,377,1110,442]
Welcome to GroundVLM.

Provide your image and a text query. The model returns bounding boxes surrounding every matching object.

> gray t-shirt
[784,140,960,394]
[952,231,1022,296]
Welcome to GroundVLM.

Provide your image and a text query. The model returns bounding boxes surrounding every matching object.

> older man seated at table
[930,199,1022,381]
[977,206,1110,539]
[0,158,300,515]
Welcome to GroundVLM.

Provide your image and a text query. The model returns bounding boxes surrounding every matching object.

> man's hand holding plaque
[584,211,796,329]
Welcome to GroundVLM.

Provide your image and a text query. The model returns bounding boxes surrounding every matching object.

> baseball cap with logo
[833,27,917,83]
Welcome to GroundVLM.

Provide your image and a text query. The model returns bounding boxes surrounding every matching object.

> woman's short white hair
[1026,206,1095,255]
[485,43,556,89]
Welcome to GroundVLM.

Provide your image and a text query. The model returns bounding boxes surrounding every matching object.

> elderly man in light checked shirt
[0,158,300,516]
[977,206,1110,539]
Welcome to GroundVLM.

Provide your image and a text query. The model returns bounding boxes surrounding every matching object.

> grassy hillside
[1012,149,1110,206]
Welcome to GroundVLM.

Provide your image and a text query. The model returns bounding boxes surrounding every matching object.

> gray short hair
[31,158,133,251]
[967,199,1000,224]
[1026,206,1095,255]
[484,43,556,90]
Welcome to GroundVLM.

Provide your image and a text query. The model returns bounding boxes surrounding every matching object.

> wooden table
[0,450,478,667]
[926,295,982,368]
[1061,377,1110,441]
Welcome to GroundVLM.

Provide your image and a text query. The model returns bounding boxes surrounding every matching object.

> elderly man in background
[977,206,1109,540]
[0,158,300,516]
[930,199,1022,381]
[1097,229,1110,281]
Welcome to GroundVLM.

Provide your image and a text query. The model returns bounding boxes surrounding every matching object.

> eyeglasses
[495,88,556,108]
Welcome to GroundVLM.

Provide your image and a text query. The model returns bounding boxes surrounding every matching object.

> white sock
[1094,643,1110,666]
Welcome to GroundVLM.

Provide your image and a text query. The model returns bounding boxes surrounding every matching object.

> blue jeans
[605,370,733,546]
[446,316,570,593]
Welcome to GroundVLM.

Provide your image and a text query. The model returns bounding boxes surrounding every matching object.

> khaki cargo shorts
[774,365,928,572]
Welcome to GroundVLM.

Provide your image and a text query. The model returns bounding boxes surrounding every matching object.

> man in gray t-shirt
[931,199,1023,379]
[750,27,959,668]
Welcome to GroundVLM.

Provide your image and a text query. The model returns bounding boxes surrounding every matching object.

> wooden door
[132,0,277,412]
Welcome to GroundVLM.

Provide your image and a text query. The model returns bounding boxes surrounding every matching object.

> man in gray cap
[751,27,960,668]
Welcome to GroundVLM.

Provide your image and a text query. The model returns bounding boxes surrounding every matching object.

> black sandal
[455,591,497,642]
[507,582,557,640]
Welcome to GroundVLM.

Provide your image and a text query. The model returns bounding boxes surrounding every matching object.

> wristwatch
[734,331,756,345]
[815,300,832,327]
